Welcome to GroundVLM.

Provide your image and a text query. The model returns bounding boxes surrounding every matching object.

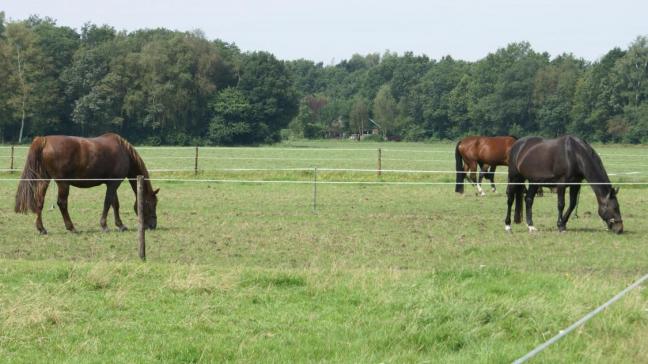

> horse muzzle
[147,219,157,230]
[607,220,623,234]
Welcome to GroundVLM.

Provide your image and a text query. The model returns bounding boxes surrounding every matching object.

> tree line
[1,13,647,145]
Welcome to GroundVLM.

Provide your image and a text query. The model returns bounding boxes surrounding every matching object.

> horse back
[41,134,131,184]
[459,135,516,166]
[510,136,582,183]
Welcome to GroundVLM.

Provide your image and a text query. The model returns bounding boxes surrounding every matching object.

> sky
[3,0,647,64]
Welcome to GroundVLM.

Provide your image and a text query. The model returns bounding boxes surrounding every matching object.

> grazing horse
[15,133,159,234]
[455,136,517,195]
[504,136,622,234]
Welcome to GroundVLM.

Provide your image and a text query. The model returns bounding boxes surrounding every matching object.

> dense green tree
[286,59,326,96]
[532,54,584,137]
[372,84,397,138]
[208,87,252,144]
[4,21,43,142]
[349,97,369,137]
[290,95,328,139]
[415,56,469,138]
[1,13,648,145]
[570,48,626,141]
[0,11,5,37]
[237,51,298,143]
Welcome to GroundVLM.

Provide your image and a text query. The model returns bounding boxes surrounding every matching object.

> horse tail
[15,137,48,214]
[455,141,466,193]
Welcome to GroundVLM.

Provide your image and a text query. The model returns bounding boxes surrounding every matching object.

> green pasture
[0,140,647,363]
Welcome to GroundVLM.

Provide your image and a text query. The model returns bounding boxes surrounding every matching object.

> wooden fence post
[194,146,199,175]
[137,175,146,261]
[10,145,14,174]
[377,148,382,176]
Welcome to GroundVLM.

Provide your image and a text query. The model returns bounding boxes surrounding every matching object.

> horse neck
[127,152,153,195]
[577,146,612,202]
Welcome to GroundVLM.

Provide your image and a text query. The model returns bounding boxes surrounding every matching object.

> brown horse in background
[15,133,159,234]
[455,136,516,195]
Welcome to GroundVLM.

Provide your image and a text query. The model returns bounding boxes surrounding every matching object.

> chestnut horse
[505,136,622,234]
[455,136,516,195]
[15,133,159,234]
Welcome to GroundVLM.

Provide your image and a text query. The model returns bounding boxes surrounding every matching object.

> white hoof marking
[527,225,537,233]
[505,225,512,232]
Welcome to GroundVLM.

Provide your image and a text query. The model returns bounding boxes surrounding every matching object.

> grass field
[1,140,647,363]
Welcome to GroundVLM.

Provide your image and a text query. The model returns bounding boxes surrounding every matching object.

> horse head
[598,187,623,234]
[135,188,159,230]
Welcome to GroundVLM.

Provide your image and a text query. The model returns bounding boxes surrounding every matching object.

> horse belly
[517,154,557,179]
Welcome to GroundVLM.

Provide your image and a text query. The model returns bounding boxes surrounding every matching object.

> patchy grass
[0,140,647,362]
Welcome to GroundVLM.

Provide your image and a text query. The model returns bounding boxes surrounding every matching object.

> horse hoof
[102,226,110,233]
[39,229,48,235]
[505,225,512,233]
[528,225,538,233]
[118,226,128,232]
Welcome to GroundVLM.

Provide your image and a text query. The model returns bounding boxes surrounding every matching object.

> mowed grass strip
[0,140,647,362]
[0,261,647,363]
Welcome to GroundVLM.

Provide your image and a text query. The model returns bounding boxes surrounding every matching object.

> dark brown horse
[15,133,159,234]
[504,136,622,234]
[455,136,516,195]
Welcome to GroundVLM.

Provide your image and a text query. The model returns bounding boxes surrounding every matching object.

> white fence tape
[1,167,644,176]
[1,177,648,186]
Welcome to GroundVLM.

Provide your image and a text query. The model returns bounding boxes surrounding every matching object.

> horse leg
[112,188,128,232]
[35,181,51,235]
[514,185,524,224]
[478,162,485,186]
[561,185,581,226]
[478,163,494,193]
[525,185,539,232]
[100,183,117,232]
[504,183,516,232]
[56,182,76,232]
[556,186,567,232]
[470,161,485,196]
[489,165,497,192]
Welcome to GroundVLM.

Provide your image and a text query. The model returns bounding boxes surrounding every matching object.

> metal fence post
[377,148,382,176]
[313,167,317,212]
[137,175,146,261]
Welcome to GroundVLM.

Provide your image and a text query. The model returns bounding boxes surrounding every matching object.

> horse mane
[572,136,612,189]
[112,134,150,178]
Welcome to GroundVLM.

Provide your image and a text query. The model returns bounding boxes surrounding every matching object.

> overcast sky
[3,0,647,64]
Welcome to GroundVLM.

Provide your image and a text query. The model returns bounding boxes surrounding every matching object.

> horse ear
[154,188,160,195]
